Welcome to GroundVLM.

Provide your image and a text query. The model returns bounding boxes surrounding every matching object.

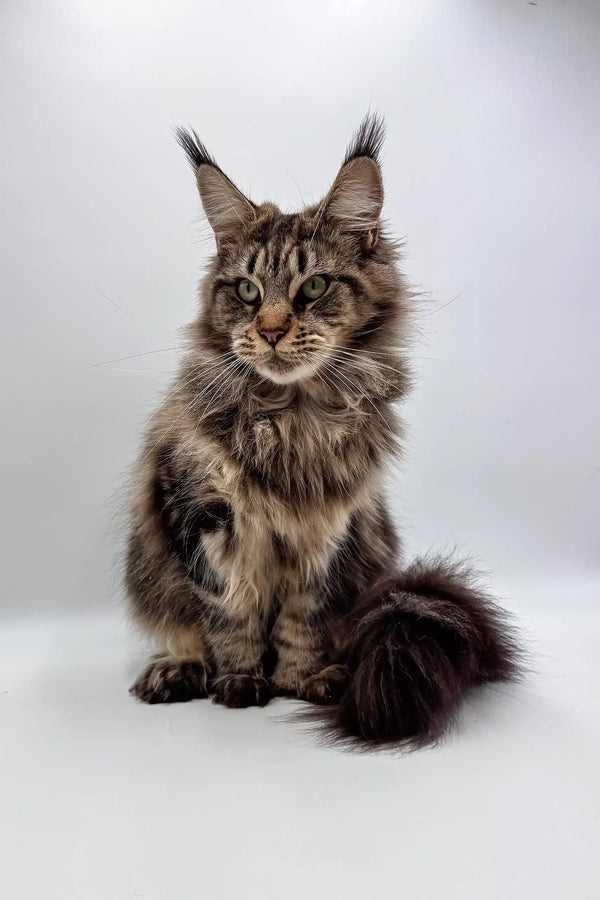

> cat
[126,115,519,748]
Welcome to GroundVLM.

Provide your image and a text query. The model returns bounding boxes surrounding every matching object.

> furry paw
[212,673,272,708]
[129,658,209,704]
[298,665,350,705]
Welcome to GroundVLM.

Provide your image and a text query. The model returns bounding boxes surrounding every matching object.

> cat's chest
[250,408,345,458]
[219,489,353,599]
[206,447,361,592]
[198,403,379,594]
[239,407,366,501]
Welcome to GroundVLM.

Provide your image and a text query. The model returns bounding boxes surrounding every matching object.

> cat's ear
[321,114,385,249]
[175,128,256,251]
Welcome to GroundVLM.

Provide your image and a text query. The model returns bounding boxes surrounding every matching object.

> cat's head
[177,115,406,387]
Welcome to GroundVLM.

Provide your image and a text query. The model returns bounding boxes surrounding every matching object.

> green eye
[300,275,328,302]
[237,279,260,304]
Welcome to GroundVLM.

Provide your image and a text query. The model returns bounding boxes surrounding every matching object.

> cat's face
[178,117,402,385]
[205,208,388,384]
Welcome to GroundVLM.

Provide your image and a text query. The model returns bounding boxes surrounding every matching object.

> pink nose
[259,327,287,346]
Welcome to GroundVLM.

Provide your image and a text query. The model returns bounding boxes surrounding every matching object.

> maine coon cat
[126,115,519,748]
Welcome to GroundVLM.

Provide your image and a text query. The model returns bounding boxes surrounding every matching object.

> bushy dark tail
[321,558,521,749]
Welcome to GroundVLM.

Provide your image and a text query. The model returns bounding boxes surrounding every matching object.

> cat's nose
[259,327,288,346]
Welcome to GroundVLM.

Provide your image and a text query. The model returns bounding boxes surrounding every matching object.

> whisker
[90,346,186,368]
[283,165,306,207]
[97,290,134,320]
[139,355,240,461]
[315,344,404,380]
[98,367,179,374]
[423,287,470,317]
[327,348,407,380]
[191,359,241,410]
[307,336,412,357]
[308,197,328,245]
[320,360,392,431]
[194,358,250,437]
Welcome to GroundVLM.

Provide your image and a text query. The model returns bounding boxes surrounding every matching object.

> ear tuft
[175,126,256,250]
[343,113,385,165]
[317,114,386,241]
[175,127,218,173]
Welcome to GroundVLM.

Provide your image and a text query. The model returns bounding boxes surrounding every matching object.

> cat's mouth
[232,333,330,385]
[253,348,321,385]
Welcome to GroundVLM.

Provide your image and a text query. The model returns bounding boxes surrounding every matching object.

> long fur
[125,115,521,750]
[312,557,521,749]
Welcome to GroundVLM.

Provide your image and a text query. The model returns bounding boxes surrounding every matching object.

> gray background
[1,2,599,899]
[2,0,598,617]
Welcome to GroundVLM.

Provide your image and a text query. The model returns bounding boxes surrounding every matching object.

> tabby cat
[126,115,519,748]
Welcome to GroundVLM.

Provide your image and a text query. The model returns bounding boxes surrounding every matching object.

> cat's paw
[129,658,209,704]
[298,665,350,705]
[212,673,272,708]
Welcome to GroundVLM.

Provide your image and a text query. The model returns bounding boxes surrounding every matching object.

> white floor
[2,583,599,900]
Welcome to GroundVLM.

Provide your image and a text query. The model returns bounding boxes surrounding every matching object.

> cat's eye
[237,278,260,304]
[300,275,329,302]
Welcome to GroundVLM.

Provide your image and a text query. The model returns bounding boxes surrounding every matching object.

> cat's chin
[254,358,319,385]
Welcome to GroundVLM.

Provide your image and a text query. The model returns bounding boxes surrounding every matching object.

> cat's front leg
[209,600,272,708]
[270,592,326,696]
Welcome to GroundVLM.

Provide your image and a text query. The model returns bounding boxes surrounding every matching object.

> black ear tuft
[174,127,220,173]
[174,126,256,248]
[343,113,386,165]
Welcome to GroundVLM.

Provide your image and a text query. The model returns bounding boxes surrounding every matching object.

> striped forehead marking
[245,237,310,280]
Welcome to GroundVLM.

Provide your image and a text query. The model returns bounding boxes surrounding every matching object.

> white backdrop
[2,4,600,900]
[1,0,599,617]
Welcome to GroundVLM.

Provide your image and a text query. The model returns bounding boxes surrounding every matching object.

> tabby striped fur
[126,116,519,745]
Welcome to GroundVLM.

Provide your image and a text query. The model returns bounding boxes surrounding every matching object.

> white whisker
[321,360,393,431]
[91,346,186,368]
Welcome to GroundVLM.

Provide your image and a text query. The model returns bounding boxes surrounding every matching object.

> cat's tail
[320,557,521,749]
